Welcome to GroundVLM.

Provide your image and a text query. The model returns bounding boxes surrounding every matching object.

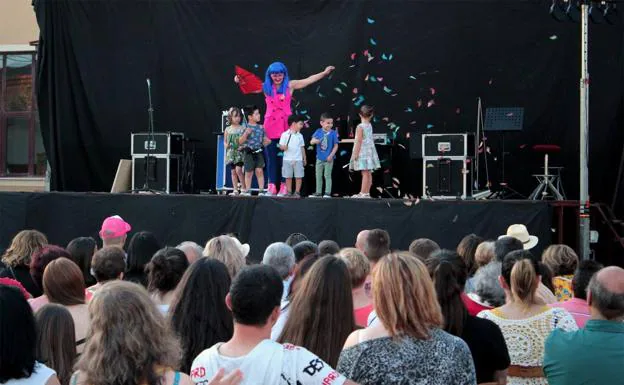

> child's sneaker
[323,194,332,199]
[240,190,251,196]
[310,193,322,198]
[267,183,277,196]
[278,184,288,196]
[292,192,301,199]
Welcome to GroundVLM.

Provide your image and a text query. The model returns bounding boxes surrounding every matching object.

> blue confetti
[383,86,393,93]
[340,82,348,88]
[367,17,375,24]
[405,107,413,112]
[339,150,349,157]
[389,54,394,60]
[381,53,388,60]
[353,95,365,107]
[300,110,308,114]
[254,64,259,68]
[426,124,434,129]
[369,76,377,82]
[318,92,325,98]
[370,38,377,46]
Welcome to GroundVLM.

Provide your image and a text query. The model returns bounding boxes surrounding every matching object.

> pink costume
[264,86,292,139]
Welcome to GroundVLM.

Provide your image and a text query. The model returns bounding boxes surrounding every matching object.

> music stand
[484,107,525,199]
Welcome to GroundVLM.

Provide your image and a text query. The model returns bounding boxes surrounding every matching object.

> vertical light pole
[579,1,591,259]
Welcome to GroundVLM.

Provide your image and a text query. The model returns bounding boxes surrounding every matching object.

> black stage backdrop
[0,193,552,261]
[35,1,624,203]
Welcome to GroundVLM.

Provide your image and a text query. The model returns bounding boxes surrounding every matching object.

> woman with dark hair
[29,245,71,298]
[278,256,355,367]
[0,285,60,385]
[169,259,233,373]
[125,231,162,287]
[35,304,76,385]
[146,247,189,314]
[65,237,97,286]
[0,230,48,297]
[541,244,579,301]
[33,258,90,353]
[478,250,577,385]
[427,250,510,384]
[457,234,484,281]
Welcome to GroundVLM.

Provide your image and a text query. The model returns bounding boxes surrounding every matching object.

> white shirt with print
[279,130,305,162]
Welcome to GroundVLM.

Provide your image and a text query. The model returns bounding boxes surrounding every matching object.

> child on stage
[235,62,335,196]
[223,107,245,194]
[238,105,271,196]
[349,105,380,198]
[278,115,306,198]
[310,113,339,198]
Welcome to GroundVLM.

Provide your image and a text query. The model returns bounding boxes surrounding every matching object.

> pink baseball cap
[99,215,132,239]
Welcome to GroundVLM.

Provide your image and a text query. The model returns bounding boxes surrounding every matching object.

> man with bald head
[355,230,369,253]
[544,266,624,384]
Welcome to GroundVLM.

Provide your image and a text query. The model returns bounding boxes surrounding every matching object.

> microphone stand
[132,78,159,193]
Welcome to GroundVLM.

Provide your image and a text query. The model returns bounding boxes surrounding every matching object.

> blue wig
[263,62,290,96]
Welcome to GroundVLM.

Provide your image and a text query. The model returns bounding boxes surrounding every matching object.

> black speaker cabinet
[132,155,180,194]
[423,158,473,199]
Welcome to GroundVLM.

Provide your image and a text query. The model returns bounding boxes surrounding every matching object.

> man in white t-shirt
[278,115,306,197]
[190,265,355,385]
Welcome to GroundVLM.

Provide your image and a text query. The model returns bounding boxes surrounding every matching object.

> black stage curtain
[0,192,552,262]
[35,1,624,203]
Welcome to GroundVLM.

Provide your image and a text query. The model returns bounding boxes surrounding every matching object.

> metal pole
[579,2,591,259]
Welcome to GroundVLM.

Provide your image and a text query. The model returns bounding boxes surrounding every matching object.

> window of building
[0,50,45,177]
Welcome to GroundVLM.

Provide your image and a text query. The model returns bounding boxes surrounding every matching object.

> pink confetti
[352,88,358,94]
[456,108,461,114]
[430,87,436,95]
[350,53,356,60]
[363,50,369,57]
[406,132,411,138]
[427,100,435,108]
[416,100,423,108]
[377,77,384,82]
[519,144,526,149]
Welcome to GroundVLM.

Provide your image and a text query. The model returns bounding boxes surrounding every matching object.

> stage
[0,192,552,260]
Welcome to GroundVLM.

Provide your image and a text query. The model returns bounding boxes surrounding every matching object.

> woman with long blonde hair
[203,236,245,279]
[0,230,47,297]
[337,252,476,384]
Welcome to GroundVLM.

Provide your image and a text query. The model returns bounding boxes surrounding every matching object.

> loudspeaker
[132,156,180,193]
[409,133,423,159]
[423,158,473,199]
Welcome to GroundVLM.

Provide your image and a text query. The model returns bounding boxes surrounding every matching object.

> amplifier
[422,133,475,157]
[423,158,473,199]
[132,155,180,194]
[131,132,184,156]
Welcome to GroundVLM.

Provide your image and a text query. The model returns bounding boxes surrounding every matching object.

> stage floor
[0,192,552,261]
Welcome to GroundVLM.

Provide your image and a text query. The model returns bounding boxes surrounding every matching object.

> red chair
[529,144,565,200]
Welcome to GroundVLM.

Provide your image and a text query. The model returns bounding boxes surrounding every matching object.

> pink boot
[266,183,277,196]
[277,184,289,197]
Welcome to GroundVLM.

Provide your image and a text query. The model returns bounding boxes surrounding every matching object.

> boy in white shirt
[278,115,306,197]
[190,265,355,385]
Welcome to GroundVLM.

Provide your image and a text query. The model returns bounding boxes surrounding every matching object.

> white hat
[499,224,539,250]
[230,236,250,258]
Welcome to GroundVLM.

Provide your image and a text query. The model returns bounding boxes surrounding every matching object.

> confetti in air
[456,108,461,114]
[370,38,377,46]
[367,17,375,24]
[381,53,388,60]
[253,64,259,68]
[363,49,369,56]
[334,87,343,94]
[340,82,348,88]
[353,95,365,106]
[410,121,417,125]
[377,77,384,82]
[389,54,393,60]
[353,88,358,94]
[416,100,423,108]
[409,75,417,80]
[369,76,377,82]
[488,78,493,85]
[383,86,393,93]
[427,124,434,129]
[367,56,375,62]
[398,143,406,150]
[405,107,413,112]
[506,112,514,117]
[350,53,356,60]
[430,88,436,95]
[550,35,558,40]
[339,150,348,157]
[427,100,435,108]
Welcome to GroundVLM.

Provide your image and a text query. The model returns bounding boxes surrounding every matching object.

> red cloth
[461,293,493,316]
[354,303,374,327]
[235,66,263,94]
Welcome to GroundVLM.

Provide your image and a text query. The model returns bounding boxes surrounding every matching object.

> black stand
[484,107,526,199]
[132,78,160,194]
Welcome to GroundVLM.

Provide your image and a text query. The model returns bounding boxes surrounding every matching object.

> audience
[204,236,246,279]
[125,231,162,287]
[318,240,340,256]
[71,281,194,385]
[499,224,538,250]
[191,265,355,385]
[478,250,577,385]
[170,259,233,373]
[549,259,603,327]
[176,241,204,264]
[408,237,440,262]
[292,240,319,265]
[544,266,624,385]
[65,237,97,287]
[541,244,579,301]
[339,248,372,327]
[456,233,483,278]
[86,246,126,295]
[285,232,308,247]
[146,247,189,314]
[338,252,476,384]
[35,304,76,385]
[0,285,61,385]
[469,261,504,308]
[494,236,523,262]
[354,229,369,252]
[99,215,131,249]
[363,229,390,264]
[28,248,75,311]
[262,242,295,301]
[0,230,48,297]
[427,250,510,384]
[278,256,355,367]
